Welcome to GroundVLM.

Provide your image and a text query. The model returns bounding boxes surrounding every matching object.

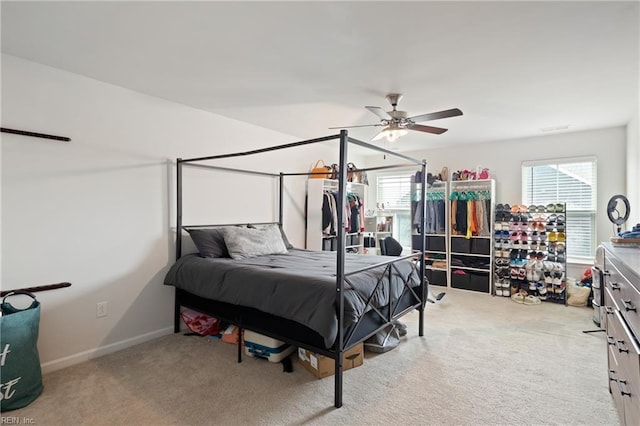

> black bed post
[419,161,427,337]
[334,129,348,409]
[174,158,183,333]
[278,172,284,226]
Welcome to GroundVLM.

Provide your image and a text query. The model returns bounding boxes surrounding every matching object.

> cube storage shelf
[412,177,495,294]
[411,180,449,287]
[448,179,495,294]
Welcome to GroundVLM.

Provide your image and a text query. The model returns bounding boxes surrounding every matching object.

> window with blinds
[376,174,413,210]
[522,158,597,259]
[376,173,413,247]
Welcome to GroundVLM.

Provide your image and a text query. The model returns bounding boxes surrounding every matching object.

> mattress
[164,249,421,348]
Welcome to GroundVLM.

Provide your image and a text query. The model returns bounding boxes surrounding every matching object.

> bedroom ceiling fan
[330,93,463,142]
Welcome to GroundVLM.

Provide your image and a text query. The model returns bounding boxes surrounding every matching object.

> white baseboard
[41,327,174,374]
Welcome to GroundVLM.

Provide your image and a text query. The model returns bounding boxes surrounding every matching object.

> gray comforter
[163,249,421,348]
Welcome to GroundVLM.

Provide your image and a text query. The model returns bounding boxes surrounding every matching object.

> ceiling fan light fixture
[385,127,408,142]
[372,123,408,142]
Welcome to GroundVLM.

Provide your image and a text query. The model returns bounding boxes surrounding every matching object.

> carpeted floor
[8,288,618,425]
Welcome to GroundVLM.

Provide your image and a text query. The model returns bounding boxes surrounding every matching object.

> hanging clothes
[466,198,478,238]
[358,195,365,232]
[348,193,359,233]
[437,199,446,233]
[322,190,339,236]
[427,200,437,234]
[474,198,486,236]
[455,199,467,236]
[322,192,333,233]
[413,200,423,234]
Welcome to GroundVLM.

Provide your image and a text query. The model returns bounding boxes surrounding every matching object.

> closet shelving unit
[448,179,495,294]
[306,178,366,253]
[411,180,449,287]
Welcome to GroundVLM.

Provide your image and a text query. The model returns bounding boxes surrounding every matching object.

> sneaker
[511,292,525,304]
[552,272,563,285]
[524,295,542,305]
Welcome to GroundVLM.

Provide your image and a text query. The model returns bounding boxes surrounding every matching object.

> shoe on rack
[536,282,547,295]
[552,272,564,286]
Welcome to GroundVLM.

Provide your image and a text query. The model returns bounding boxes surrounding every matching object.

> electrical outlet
[96,301,108,318]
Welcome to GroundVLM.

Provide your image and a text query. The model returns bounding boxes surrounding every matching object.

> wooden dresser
[599,243,640,425]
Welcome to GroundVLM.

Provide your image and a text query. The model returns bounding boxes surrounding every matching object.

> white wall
[627,107,640,226]
[630,3,640,226]
[1,54,346,371]
[363,127,627,277]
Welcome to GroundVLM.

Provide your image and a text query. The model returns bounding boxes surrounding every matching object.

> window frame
[375,170,415,248]
[521,156,597,263]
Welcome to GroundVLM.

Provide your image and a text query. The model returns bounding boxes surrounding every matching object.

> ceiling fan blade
[365,106,393,120]
[328,123,384,130]
[408,108,463,123]
[407,123,448,135]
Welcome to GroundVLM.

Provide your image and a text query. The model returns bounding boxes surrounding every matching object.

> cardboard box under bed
[298,343,364,379]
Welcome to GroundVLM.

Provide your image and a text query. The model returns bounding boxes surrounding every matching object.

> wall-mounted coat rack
[1,127,71,142]
[0,282,72,297]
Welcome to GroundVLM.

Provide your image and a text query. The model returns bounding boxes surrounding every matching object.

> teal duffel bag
[0,290,43,411]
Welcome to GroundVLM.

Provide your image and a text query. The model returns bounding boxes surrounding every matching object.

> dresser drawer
[625,380,640,426]
[607,310,640,384]
[605,261,640,339]
[607,310,640,425]
[609,365,640,426]
[608,366,626,424]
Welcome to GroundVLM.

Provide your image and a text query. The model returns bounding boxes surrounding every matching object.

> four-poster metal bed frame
[173,130,428,408]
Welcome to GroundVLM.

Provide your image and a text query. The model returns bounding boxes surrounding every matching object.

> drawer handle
[615,339,629,353]
[607,335,616,345]
[616,379,632,397]
[603,270,611,276]
[622,299,637,312]
[608,369,617,381]
[605,306,615,315]
[610,282,621,291]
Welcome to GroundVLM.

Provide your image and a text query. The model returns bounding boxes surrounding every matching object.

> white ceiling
[2,1,639,153]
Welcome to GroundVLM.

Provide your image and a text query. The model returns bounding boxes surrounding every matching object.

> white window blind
[376,174,413,210]
[376,173,413,247]
[522,158,597,259]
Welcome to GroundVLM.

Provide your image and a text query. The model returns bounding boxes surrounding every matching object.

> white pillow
[222,225,288,259]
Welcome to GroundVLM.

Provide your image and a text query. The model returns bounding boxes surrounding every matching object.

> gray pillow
[186,228,229,258]
[222,225,288,259]
[248,224,293,249]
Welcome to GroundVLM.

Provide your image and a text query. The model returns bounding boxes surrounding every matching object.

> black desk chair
[379,236,446,304]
